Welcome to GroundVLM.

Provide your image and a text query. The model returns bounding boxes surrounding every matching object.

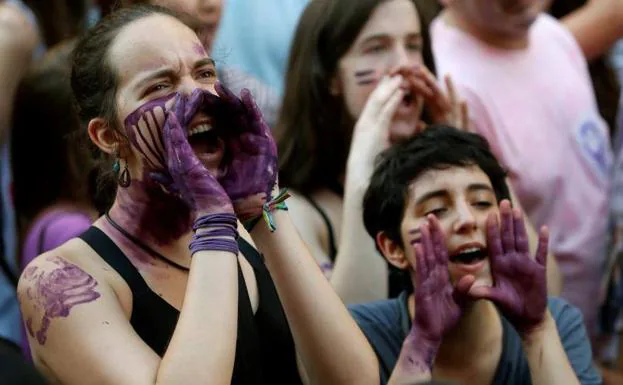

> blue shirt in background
[349,292,602,385]
[212,0,310,95]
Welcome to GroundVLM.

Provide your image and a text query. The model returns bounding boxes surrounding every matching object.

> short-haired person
[350,125,601,385]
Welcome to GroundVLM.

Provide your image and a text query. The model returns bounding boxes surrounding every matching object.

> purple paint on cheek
[124,93,177,170]
[354,69,378,86]
[24,256,101,345]
[354,69,375,77]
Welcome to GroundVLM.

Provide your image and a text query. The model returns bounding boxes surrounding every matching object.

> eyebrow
[414,183,494,206]
[359,32,422,44]
[135,58,216,89]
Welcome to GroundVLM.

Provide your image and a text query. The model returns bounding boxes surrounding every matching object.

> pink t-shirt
[432,14,613,331]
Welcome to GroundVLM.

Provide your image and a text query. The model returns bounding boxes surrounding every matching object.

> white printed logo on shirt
[575,117,613,179]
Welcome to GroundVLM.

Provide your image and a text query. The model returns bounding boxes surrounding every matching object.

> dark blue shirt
[349,293,602,385]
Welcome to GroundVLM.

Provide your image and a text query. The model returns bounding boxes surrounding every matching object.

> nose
[387,45,412,73]
[452,201,477,234]
[177,78,216,97]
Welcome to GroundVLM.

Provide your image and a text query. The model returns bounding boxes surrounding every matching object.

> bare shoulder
[17,241,117,347]
[287,190,336,271]
[286,190,326,237]
[17,240,159,385]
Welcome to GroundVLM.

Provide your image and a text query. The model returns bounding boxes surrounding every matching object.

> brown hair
[23,0,89,47]
[71,4,177,212]
[11,40,92,237]
[275,0,441,195]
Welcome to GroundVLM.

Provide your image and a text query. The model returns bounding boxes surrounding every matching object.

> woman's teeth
[187,123,212,138]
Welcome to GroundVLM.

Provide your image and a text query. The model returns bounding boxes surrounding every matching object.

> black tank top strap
[302,196,338,262]
[78,226,180,355]
[79,226,299,384]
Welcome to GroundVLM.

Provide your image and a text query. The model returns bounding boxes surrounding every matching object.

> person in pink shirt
[430,0,613,337]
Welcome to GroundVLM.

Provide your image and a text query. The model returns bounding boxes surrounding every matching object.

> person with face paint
[276,0,558,305]
[16,5,379,385]
[351,125,601,385]
[120,0,281,128]
[430,0,613,339]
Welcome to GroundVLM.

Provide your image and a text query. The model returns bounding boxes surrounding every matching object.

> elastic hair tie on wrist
[244,188,291,232]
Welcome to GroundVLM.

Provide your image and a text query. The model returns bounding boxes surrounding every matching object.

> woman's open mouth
[187,121,225,170]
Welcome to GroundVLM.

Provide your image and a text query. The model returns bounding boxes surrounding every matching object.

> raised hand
[469,200,549,336]
[406,67,469,131]
[163,94,234,215]
[347,75,406,185]
[212,83,278,221]
[411,215,473,345]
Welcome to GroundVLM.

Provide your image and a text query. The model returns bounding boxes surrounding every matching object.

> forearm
[522,312,581,385]
[331,182,388,304]
[563,0,623,60]
[251,211,379,385]
[388,332,435,385]
[157,251,238,385]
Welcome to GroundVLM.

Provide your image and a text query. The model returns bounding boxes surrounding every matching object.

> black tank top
[79,227,302,385]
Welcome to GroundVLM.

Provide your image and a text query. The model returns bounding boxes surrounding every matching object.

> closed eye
[364,43,387,54]
[425,208,447,216]
[473,201,493,209]
[143,82,170,97]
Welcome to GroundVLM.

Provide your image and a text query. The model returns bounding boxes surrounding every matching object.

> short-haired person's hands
[468,200,549,337]
[409,215,474,366]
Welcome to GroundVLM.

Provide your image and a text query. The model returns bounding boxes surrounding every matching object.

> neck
[108,178,194,247]
[443,8,530,50]
[408,294,501,365]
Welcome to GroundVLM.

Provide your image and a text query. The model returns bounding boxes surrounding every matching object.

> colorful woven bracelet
[243,188,291,232]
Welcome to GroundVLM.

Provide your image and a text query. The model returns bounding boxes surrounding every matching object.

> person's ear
[88,118,126,156]
[376,231,409,270]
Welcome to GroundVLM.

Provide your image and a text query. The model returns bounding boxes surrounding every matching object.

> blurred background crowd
[0,0,621,384]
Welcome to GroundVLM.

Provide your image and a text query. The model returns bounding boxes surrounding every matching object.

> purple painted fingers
[213,83,279,221]
[408,215,473,368]
[469,200,549,337]
[124,93,176,172]
[163,94,234,215]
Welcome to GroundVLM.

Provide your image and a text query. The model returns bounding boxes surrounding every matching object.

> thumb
[453,274,476,306]
[467,285,506,305]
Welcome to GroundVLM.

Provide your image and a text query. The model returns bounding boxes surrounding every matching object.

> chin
[389,120,419,144]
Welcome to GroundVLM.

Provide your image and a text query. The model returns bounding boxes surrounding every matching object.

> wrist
[243,188,290,232]
[402,328,441,371]
[190,213,239,255]
[520,310,554,346]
